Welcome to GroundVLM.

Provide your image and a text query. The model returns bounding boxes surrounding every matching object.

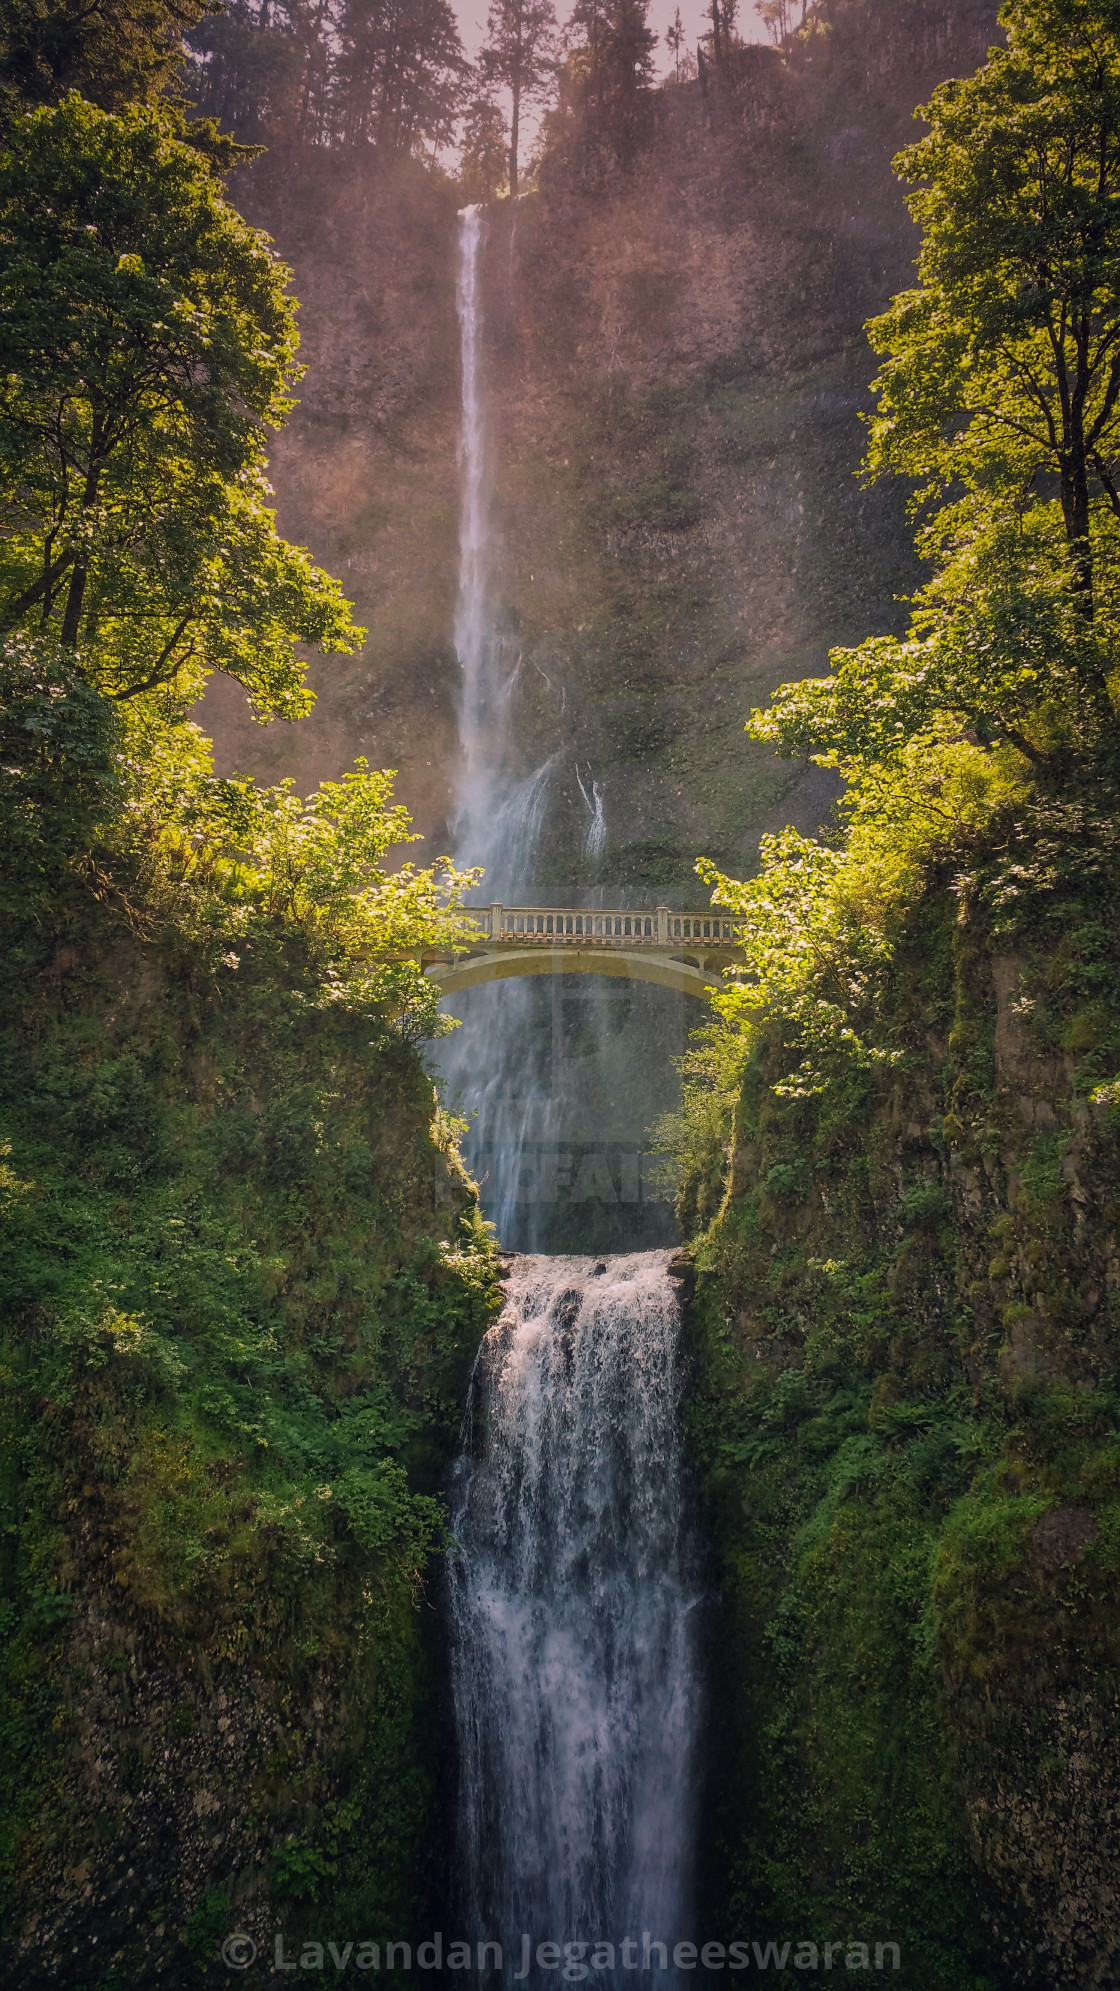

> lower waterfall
[449,1252,700,1981]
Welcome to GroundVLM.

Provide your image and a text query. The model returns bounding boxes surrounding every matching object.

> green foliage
[1018,1131,1071,1212]
[0,0,210,113]
[0,857,501,1964]
[0,54,495,1977]
[689,3,1120,1148]
[183,1886,232,1960]
[0,95,362,715]
[691,1316,999,1984]
[477,0,556,196]
[683,162,1120,1927]
[870,0,1120,560]
[747,0,1120,775]
[651,1017,749,1235]
[188,0,469,157]
[0,377,479,1966]
[1,638,481,1043]
[0,363,483,1978]
[270,1842,334,1903]
[544,0,657,175]
[688,979,1120,1980]
[684,750,1120,1983]
[122,698,480,953]
[458,93,510,201]
[694,739,1028,1103]
[0,638,120,910]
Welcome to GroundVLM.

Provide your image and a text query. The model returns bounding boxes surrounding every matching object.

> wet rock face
[15,1599,337,1988]
[1030,1505,1098,1570]
[960,1686,1120,1991]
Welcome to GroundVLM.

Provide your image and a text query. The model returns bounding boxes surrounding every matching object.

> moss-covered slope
[0,886,501,1987]
[686,800,1120,1989]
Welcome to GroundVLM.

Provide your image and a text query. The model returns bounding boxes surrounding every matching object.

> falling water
[434,207,565,1242]
[449,1255,700,1976]
[448,204,555,889]
[434,208,686,1253]
[576,764,607,857]
[455,205,487,727]
[442,209,701,1986]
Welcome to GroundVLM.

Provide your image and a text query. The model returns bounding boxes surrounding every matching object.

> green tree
[188,0,469,152]
[186,0,314,143]
[0,0,209,112]
[0,94,361,719]
[872,0,1120,670]
[459,90,510,201]
[562,0,656,167]
[333,0,468,153]
[702,0,738,68]
[752,0,1120,771]
[478,0,556,196]
[0,637,121,913]
[757,0,794,45]
[126,714,484,1038]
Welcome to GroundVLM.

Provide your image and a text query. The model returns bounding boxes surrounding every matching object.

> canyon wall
[684,798,1120,1990]
[0,870,500,1987]
[205,0,999,893]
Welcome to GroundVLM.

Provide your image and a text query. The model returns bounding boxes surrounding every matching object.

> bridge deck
[454,903,740,947]
[422,904,743,996]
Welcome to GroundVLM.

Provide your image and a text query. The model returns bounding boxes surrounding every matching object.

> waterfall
[442,214,701,1986]
[434,203,687,1255]
[449,204,553,890]
[449,1254,700,1976]
[452,204,489,863]
[433,206,563,1245]
[576,764,607,857]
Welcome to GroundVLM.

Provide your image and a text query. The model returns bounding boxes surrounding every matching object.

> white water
[449,1254,700,1974]
[435,207,578,1246]
[576,763,607,857]
[449,204,555,892]
[442,210,700,1982]
[435,207,689,1254]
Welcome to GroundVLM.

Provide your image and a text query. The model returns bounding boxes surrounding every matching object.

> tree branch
[0,547,77,628]
[1090,453,1120,519]
[108,619,196,700]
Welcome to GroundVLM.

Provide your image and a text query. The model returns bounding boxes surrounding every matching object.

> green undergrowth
[681,792,1120,1988]
[0,658,501,1986]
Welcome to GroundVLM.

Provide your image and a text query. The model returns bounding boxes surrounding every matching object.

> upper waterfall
[451,204,554,897]
[433,205,687,1256]
[452,204,494,872]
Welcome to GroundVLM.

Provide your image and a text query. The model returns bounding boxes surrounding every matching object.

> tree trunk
[1061,333,1097,610]
[60,451,101,649]
[1061,397,1115,728]
[59,563,87,647]
[510,77,520,197]
[0,547,75,632]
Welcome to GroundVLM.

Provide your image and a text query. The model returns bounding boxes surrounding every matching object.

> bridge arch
[426,944,721,1000]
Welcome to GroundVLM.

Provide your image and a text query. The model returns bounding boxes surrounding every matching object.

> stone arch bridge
[423,903,743,1000]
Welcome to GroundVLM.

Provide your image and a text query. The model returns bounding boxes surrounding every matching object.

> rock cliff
[204,0,998,892]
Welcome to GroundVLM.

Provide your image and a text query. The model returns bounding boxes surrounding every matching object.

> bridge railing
[460,904,742,947]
